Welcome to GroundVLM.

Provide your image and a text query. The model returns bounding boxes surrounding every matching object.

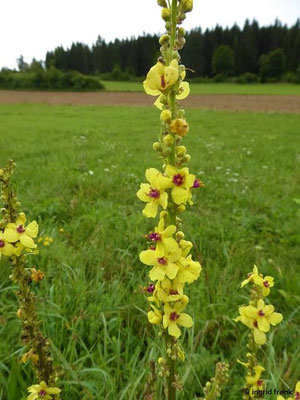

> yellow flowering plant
[235,265,283,399]
[137,1,229,398]
[0,161,60,399]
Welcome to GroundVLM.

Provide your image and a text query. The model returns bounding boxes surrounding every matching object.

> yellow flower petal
[171,186,188,205]
[149,266,166,281]
[26,221,38,238]
[168,322,181,338]
[20,235,36,248]
[268,312,283,325]
[3,228,19,243]
[143,202,158,218]
[253,328,266,345]
[176,82,190,100]
[178,313,193,327]
[139,249,157,265]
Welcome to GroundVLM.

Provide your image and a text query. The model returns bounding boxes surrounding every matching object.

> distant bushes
[0,67,104,91]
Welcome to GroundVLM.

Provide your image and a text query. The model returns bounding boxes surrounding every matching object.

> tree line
[40,19,300,81]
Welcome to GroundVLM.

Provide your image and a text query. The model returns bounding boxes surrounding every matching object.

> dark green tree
[212,45,234,76]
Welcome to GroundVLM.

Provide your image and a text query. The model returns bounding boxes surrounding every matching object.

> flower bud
[153,142,162,152]
[177,204,186,213]
[179,12,186,22]
[176,231,185,240]
[182,0,193,12]
[178,27,186,37]
[0,169,3,176]
[160,109,172,123]
[170,119,189,137]
[157,0,167,6]
[159,34,170,45]
[177,109,185,118]
[158,357,166,364]
[161,8,171,21]
[165,22,172,31]
[183,154,191,162]
[163,134,174,146]
[176,146,186,156]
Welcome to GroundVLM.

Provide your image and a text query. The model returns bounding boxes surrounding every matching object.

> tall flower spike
[235,265,283,399]
[0,161,61,398]
[137,1,206,398]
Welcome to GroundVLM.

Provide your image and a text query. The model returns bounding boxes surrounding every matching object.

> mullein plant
[234,265,283,399]
[137,1,229,398]
[0,161,60,400]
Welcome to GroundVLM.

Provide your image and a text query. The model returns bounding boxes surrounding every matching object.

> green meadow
[0,104,299,399]
[103,81,300,96]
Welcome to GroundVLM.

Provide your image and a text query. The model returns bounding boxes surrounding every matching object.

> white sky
[0,0,299,70]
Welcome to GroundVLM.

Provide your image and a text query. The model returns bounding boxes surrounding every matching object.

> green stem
[167,356,176,400]
[166,3,178,400]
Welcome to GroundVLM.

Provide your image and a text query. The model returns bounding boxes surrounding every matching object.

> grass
[0,104,299,400]
[103,80,300,96]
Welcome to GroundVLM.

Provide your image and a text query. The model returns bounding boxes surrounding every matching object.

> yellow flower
[241,265,260,287]
[27,381,61,400]
[155,277,184,302]
[162,165,195,205]
[143,59,179,95]
[241,265,274,296]
[246,365,264,398]
[253,275,274,296]
[177,254,202,283]
[163,296,192,338]
[21,349,39,364]
[146,217,178,255]
[235,299,283,345]
[4,213,38,248]
[139,247,182,281]
[170,119,189,137]
[31,268,45,282]
[0,231,15,258]
[137,168,171,218]
[148,305,162,325]
[178,239,193,257]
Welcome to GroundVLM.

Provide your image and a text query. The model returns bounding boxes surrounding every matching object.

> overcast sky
[1,0,299,69]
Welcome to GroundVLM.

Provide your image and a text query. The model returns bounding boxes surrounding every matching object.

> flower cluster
[137,2,203,383]
[235,265,283,399]
[0,161,60,399]
[235,265,283,346]
[0,212,38,259]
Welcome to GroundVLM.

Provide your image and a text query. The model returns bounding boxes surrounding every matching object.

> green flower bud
[161,8,171,21]
[176,231,185,240]
[182,0,193,12]
[159,34,170,45]
[165,21,172,31]
[153,142,162,152]
[183,154,191,162]
[157,0,167,6]
[178,27,186,37]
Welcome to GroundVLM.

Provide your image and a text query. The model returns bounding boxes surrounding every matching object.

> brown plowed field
[0,90,299,113]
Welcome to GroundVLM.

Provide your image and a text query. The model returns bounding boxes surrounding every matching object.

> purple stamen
[157,257,167,265]
[17,225,25,233]
[263,280,269,287]
[39,390,47,397]
[172,174,184,186]
[146,284,155,293]
[192,179,200,188]
[147,188,160,198]
[295,392,300,400]
[170,312,180,321]
[258,310,265,316]
[149,245,156,251]
[169,289,179,295]
[148,232,161,242]
[0,240,5,248]
[257,380,263,386]
[253,321,258,328]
